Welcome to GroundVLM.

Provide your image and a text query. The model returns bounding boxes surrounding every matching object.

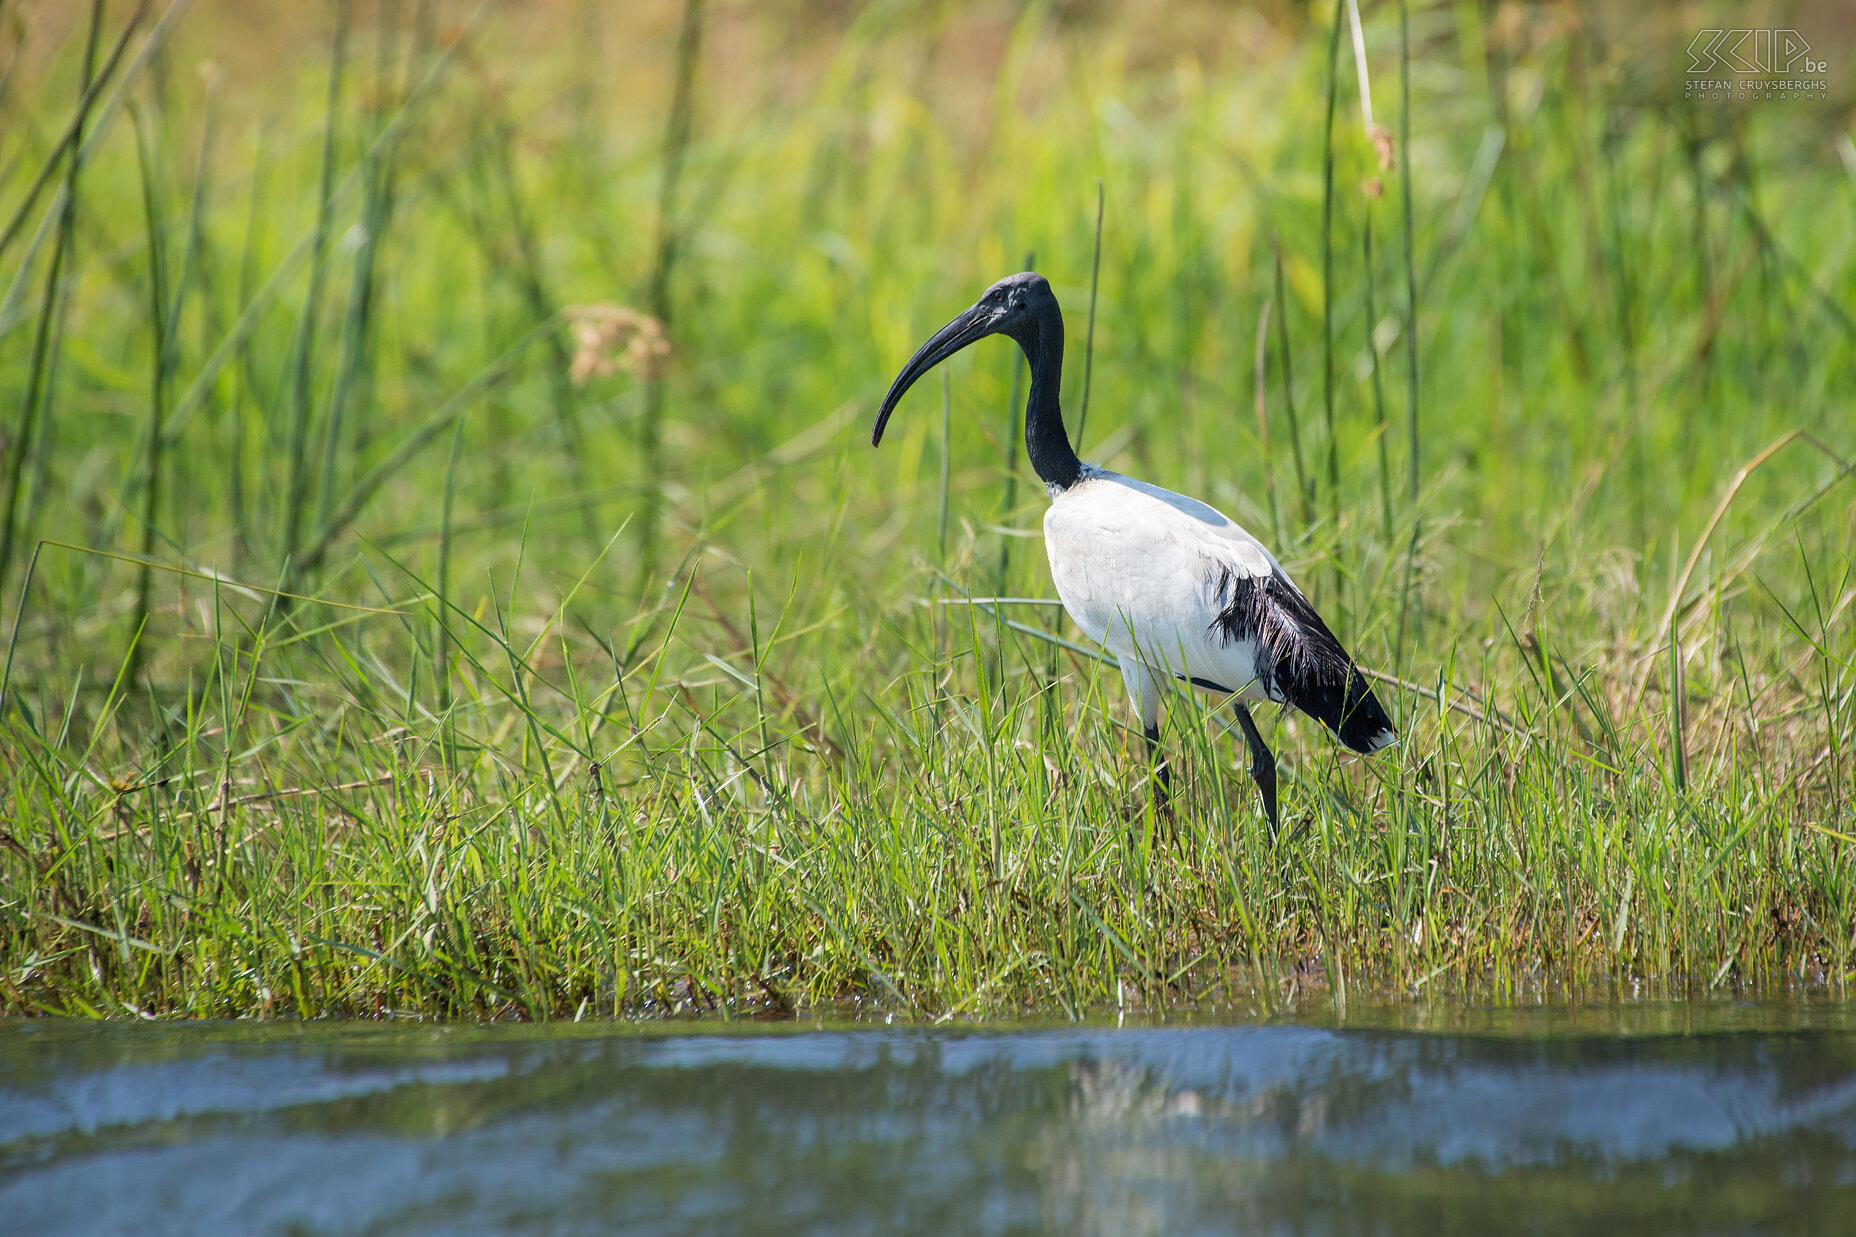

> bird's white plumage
[1043,467,1298,730]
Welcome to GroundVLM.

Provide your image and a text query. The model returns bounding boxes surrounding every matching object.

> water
[3,1003,1855,1235]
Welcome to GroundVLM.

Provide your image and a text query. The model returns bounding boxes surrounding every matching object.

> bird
[872,271,1396,836]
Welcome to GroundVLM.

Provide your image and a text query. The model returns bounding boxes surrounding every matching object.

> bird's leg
[1231,703,1278,839]
[1143,723,1171,812]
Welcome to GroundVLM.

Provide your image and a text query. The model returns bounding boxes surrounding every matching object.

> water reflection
[2,1006,1854,1235]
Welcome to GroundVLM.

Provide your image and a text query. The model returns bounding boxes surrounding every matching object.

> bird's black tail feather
[1208,565,1398,754]
[1305,665,1397,754]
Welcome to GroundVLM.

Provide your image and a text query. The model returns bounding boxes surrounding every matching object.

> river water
[3,1001,1854,1235]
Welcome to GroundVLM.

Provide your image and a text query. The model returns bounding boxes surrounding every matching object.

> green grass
[0,1,1852,1020]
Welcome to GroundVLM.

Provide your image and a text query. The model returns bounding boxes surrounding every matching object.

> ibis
[873,272,1396,835]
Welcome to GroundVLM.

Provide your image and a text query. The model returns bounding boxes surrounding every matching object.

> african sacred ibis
[873,272,1396,835]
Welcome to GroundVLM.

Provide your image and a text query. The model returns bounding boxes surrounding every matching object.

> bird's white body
[1044,467,1286,730]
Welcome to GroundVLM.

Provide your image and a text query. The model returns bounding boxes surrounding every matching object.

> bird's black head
[872,272,1060,447]
[968,271,1058,347]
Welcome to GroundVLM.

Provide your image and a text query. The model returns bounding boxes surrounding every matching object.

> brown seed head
[1369,123,1394,171]
[564,303,674,384]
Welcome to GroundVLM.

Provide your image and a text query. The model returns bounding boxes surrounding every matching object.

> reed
[1252,297,1282,548]
[1319,0,1344,538]
[278,0,348,603]
[1362,212,1392,542]
[998,248,1032,593]
[1074,181,1103,451]
[1397,0,1418,507]
[937,369,950,564]
[636,0,704,595]
[127,105,167,687]
[1393,0,1422,679]
[1271,235,1313,530]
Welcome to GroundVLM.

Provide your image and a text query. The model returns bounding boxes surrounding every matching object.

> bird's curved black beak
[872,301,996,447]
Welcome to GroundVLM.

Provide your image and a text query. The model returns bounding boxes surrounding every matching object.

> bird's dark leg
[1231,703,1278,839]
[1143,722,1171,812]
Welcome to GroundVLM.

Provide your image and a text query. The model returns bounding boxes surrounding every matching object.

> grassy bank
[0,0,1852,1019]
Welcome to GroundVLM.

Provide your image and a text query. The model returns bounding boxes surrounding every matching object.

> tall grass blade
[937,369,951,565]
[485,102,592,540]
[1075,179,1104,450]
[1393,0,1422,679]
[228,127,270,573]
[437,413,465,757]
[1253,297,1283,547]
[0,540,43,720]
[1271,235,1313,530]
[1398,0,1418,505]
[1319,0,1345,535]
[999,247,1033,592]
[1363,212,1392,542]
[315,56,396,533]
[636,0,704,594]
[280,0,350,598]
[128,104,171,685]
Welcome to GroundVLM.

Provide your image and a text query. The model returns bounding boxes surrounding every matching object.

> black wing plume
[1207,564,1396,754]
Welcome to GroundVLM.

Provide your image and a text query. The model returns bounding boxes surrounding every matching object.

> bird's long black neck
[1016,307,1083,492]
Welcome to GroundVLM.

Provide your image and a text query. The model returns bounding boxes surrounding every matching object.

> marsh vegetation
[0,0,1852,1018]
